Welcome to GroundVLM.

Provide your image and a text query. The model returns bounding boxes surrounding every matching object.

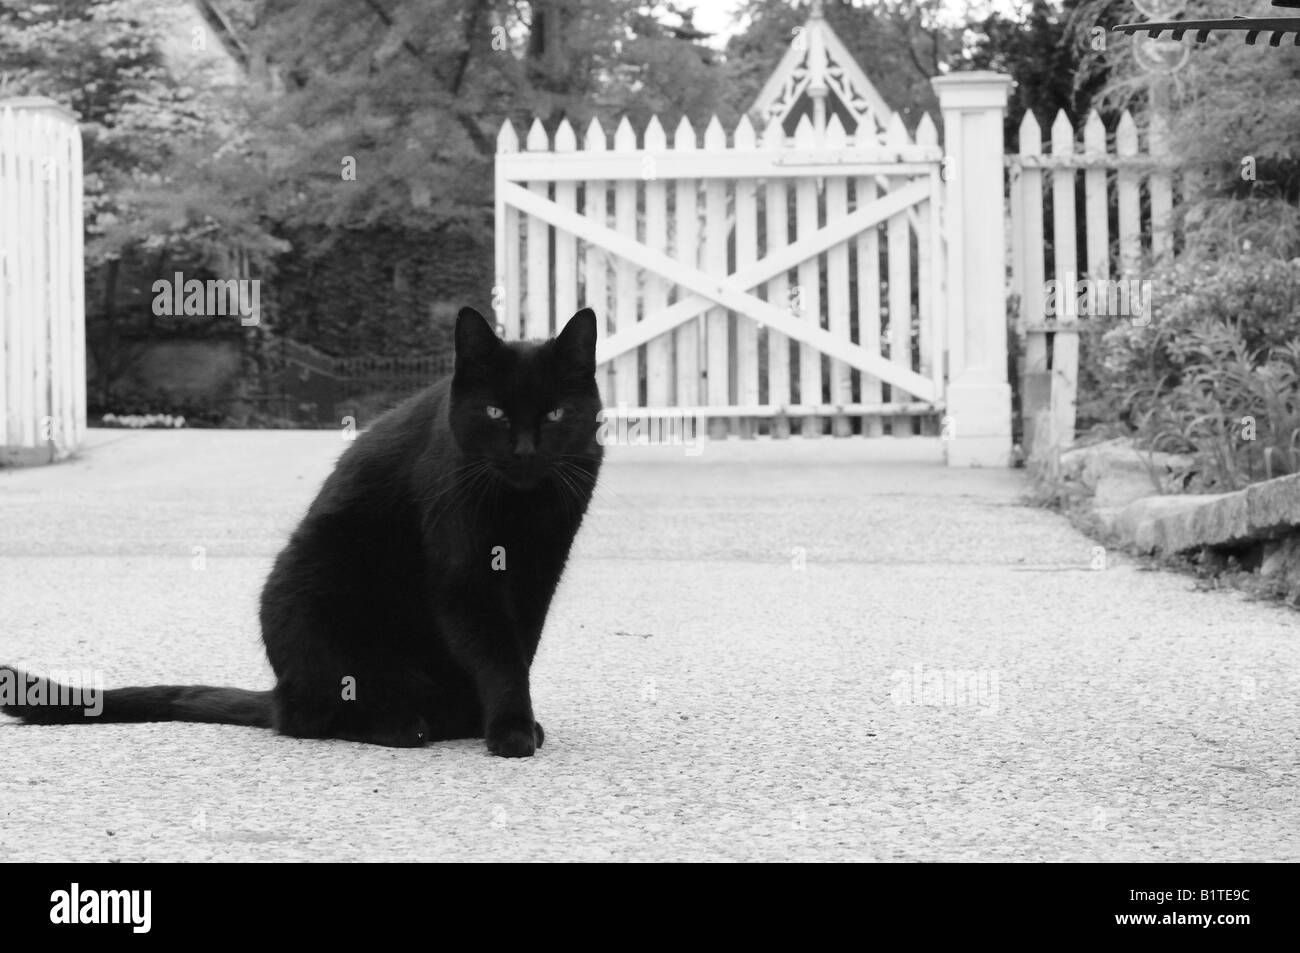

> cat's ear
[455,307,503,369]
[555,308,597,377]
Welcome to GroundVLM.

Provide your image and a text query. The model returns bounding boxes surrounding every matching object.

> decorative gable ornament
[749,0,891,141]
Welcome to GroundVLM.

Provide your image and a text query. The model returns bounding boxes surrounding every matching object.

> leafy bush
[1078,255,1300,491]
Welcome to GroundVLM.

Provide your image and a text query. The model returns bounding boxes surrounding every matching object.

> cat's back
[307,377,453,514]
[263,378,452,597]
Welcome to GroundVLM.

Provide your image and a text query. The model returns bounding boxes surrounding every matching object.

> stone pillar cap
[931,72,1013,108]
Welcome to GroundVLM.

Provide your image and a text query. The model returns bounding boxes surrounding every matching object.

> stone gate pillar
[932,73,1013,467]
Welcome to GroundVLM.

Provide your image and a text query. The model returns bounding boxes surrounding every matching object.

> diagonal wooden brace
[500,179,936,402]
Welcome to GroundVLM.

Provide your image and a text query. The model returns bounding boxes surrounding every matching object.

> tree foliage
[1071,0,1300,258]
[0,0,1125,415]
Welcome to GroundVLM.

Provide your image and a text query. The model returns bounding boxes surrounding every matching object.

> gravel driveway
[1,429,1296,861]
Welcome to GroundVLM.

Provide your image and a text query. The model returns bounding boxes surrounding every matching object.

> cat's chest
[426,487,585,579]
[475,499,580,564]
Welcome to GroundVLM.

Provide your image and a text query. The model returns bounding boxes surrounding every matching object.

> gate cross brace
[500,179,937,402]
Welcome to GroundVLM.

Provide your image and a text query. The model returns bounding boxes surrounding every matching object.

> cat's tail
[0,666,273,728]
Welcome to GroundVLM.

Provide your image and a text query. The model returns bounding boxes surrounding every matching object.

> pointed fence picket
[762,118,793,438]
[525,119,549,341]
[792,116,823,437]
[612,118,639,410]
[885,113,913,438]
[915,113,942,437]
[672,117,701,410]
[553,120,578,334]
[581,118,612,401]
[733,116,760,438]
[643,117,670,409]
[702,117,730,438]
[824,116,852,438]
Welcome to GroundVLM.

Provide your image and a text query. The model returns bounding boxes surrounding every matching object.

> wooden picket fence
[494,110,945,438]
[0,98,86,465]
[1009,107,1174,456]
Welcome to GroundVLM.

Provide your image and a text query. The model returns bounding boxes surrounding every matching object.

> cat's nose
[513,432,537,458]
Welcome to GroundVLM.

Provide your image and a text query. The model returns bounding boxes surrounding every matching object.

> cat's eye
[546,408,564,422]
[486,406,505,420]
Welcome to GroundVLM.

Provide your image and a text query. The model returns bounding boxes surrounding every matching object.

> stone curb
[1105,473,1300,555]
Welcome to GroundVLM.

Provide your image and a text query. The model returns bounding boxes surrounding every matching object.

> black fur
[2,308,603,756]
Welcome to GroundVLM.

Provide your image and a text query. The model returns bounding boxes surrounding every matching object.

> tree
[966,0,1121,143]
[0,0,275,405]
[1072,0,1300,258]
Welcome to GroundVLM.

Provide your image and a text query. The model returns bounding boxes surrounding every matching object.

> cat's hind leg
[270,693,429,748]
[273,694,430,748]
[332,714,429,748]
[271,668,432,748]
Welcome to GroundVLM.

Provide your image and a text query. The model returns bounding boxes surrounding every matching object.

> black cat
[1,307,604,757]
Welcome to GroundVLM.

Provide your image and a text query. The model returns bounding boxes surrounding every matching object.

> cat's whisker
[549,466,582,522]
[418,459,490,505]
[418,470,479,518]
[421,460,492,536]
[543,463,573,508]
[423,461,484,507]
[554,458,622,506]
[467,465,500,527]
[553,461,601,521]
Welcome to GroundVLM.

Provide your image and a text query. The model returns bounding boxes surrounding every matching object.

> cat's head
[449,307,603,489]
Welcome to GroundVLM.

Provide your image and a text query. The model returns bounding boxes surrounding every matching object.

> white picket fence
[494,109,945,438]
[0,98,86,465]
[1009,107,1174,453]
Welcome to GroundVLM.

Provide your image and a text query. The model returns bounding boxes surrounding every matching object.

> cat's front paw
[533,720,544,748]
[487,719,537,758]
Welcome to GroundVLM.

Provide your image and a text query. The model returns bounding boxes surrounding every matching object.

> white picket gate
[493,71,1016,464]
[493,0,1016,459]
[1010,107,1175,454]
[0,97,86,465]
[494,109,945,439]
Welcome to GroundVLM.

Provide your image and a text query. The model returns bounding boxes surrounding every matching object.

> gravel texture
[1,429,1297,862]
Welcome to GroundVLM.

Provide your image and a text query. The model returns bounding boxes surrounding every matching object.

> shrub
[1078,254,1300,491]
